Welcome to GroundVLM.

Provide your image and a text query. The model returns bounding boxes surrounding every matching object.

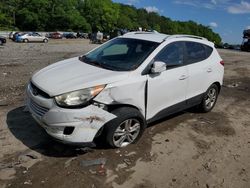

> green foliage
[0,0,221,44]
[80,0,119,32]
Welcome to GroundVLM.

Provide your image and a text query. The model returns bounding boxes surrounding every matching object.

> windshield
[81,38,159,71]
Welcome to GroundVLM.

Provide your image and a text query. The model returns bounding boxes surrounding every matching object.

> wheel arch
[107,103,142,115]
[212,81,221,94]
[93,103,146,141]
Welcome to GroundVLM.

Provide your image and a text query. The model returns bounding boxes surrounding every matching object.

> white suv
[26,32,224,148]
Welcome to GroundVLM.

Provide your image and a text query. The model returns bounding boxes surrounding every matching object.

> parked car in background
[0,36,6,45]
[110,29,128,39]
[51,32,63,39]
[241,39,250,51]
[76,32,89,39]
[9,31,16,40]
[18,33,48,43]
[45,33,52,38]
[90,31,104,44]
[13,32,24,42]
[26,32,224,148]
[103,33,110,42]
[65,33,77,39]
[241,29,250,52]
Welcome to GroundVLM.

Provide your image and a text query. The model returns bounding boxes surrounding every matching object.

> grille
[30,82,50,98]
[28,98,49,117]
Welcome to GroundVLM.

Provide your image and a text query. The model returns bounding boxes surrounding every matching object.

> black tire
[198,84,219,113]
[104,107,146,148]
[23,39,28,43]
[0,40,2,45]
[43,39,48,43]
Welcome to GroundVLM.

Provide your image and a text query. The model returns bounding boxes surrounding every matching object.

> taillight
[220,60,224,66]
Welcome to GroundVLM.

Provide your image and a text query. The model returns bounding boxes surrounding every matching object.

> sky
[113,0,250,44]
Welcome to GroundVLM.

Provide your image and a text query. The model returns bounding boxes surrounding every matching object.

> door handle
[179,75,188,80]
[207,68,212,73]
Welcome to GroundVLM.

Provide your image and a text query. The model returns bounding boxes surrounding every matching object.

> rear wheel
[105,107,146,148]
[43,39,48,43]
[198,84,219,112]
[23,39,28,43]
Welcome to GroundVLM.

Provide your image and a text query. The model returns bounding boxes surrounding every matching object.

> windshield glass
[81,38,159,71]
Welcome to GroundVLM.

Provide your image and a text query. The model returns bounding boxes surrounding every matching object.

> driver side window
[155,42,184,67]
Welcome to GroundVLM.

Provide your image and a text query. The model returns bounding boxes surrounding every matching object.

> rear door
[147,42,188,120]
[26,33,34,41]
[32,33,42,42]
[184,41,213,104]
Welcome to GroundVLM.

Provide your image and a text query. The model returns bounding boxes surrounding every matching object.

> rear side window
[204,45,213,58]
[185,42,206,64]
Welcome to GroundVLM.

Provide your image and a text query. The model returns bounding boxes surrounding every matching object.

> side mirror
[151,61,166,74]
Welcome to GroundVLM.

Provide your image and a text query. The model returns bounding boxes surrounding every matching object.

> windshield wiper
[79,55,104,68]
[78,55,84,62]
[100,62,125,71]
[79,56,121,71]
[90,60,102,67]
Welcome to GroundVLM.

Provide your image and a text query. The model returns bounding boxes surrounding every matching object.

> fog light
[63,127,74,135]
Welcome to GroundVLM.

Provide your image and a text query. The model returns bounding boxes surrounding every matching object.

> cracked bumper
[26,85,116,144]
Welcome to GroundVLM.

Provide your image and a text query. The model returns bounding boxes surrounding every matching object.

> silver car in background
[19,33,48,43]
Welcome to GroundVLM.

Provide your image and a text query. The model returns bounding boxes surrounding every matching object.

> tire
[104,107,146,148]
[23,39,28,43]
[0,40,2,45]
[198,84,219,113]
[43,39,48,43]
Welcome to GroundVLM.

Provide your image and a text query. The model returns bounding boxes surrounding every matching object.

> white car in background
[20,33,48,43]
[26,32,224,148]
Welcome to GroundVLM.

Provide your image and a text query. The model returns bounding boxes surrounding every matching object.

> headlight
[55,85,105,107]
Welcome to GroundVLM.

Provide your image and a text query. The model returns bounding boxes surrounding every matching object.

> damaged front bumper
[26,84,116,144]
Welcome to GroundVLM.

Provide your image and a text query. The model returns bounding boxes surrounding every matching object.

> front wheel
[105,107,146,148]
[23,39,28,43]
[43,39,48,43]
[198,84,219,112]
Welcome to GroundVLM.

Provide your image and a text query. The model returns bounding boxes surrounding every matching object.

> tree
[81,0,119,32]
[0,0,222,45]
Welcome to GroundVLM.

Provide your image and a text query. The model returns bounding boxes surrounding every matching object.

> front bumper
[26,84,116,144]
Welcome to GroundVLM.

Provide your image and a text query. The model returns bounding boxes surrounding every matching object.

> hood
[31,57,129,96]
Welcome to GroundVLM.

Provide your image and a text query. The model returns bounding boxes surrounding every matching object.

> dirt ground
[0,39,249,188]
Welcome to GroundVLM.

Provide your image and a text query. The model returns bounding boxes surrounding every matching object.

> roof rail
[165,34,208,41]
[124,30,159,36]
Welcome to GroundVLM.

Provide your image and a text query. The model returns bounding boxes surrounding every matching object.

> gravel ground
[0,40,249,188]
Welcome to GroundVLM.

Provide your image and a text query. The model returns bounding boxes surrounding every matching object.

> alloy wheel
[205,88,217,110]
[113,118,141,147]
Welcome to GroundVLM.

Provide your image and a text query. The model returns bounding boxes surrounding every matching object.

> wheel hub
[113,119,141,147]
[205,88,217,109]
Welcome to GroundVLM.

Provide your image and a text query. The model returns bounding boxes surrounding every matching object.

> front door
[146,42,188,120]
